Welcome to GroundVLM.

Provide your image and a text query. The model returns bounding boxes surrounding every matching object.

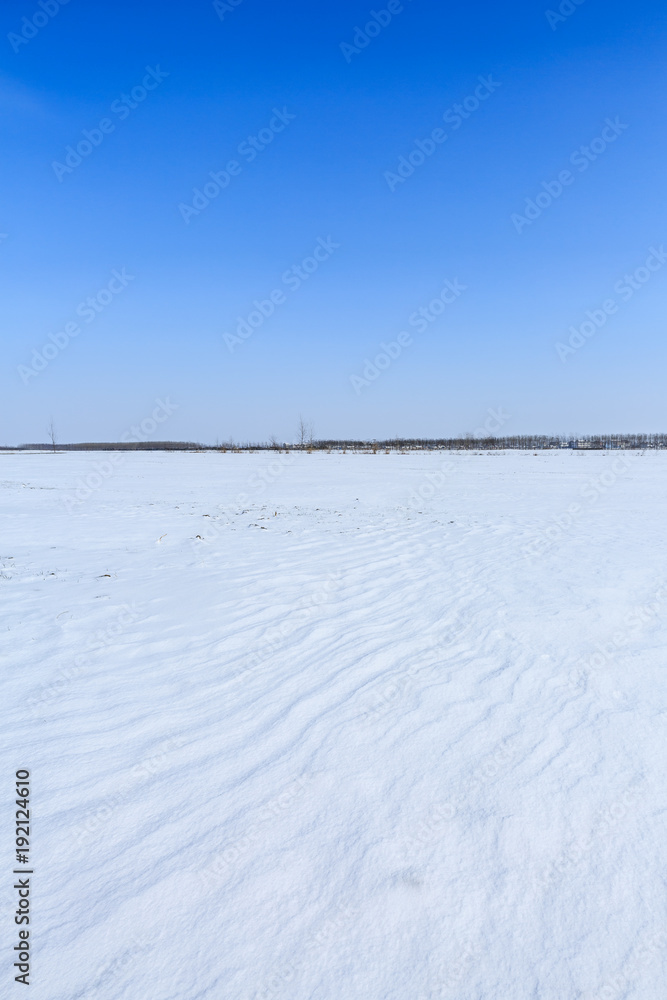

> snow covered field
[3,449,667,999]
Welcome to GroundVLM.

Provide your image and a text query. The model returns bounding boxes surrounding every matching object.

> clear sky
[1,0,666,444]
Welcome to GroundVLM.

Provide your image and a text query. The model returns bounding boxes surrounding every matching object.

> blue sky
[1,0,666,444]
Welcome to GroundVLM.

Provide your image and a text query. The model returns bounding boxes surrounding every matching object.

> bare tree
[297,415,308,449]
[48,418,57,453]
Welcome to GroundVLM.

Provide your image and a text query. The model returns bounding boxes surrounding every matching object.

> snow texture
[2,449,667,999]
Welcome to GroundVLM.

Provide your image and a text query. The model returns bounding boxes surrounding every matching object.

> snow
[2,449,667,999]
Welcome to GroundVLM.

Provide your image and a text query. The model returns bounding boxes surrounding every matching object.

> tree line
[9,434,667,452]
